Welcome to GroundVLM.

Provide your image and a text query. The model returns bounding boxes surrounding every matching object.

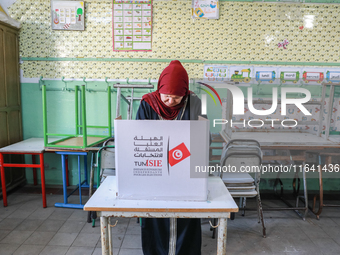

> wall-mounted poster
[51,1,84,30]
[113,0,152,51]
[229,66,253,86]
[254,67,279,85]
[279,67,302,84]
[192,0,219,19]
[301,68,325,85]
[204,65,228,81]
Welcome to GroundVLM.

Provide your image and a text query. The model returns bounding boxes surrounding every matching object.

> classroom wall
[9,0,340,79]
[6,0,340,190]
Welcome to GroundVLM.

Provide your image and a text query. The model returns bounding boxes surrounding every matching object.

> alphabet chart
[113,1,152,51]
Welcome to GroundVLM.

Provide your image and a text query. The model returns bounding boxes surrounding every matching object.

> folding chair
[87,138,115,226]
[214,139,266,237]
[96,138,115,186]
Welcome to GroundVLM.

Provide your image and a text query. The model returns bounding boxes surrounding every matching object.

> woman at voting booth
[136,60,203,255]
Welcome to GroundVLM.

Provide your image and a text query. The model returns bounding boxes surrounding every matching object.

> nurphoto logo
[198,82,312,128]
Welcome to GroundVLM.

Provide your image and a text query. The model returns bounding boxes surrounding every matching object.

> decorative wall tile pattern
[8,0,340,79]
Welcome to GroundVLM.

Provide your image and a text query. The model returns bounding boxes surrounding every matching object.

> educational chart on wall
[229,66,253,84]
[203,65,340,86]
[279,67,302,84]
[204,65,227,81]
[113,1,152,51]
[192,0,219,19]
[254,67,279,85]
[51,1,84,30]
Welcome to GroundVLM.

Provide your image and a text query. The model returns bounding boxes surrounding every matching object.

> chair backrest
[99,138,115,169]
[101,147,115,169]
[222,145,262,160]
[220,142,262,183]
[224,139,261,150]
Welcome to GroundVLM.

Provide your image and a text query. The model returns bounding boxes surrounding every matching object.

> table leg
[55,151,86,209]
[169,218,177,255]
[61,154,68,204]
[88,153,95,224]
[317,156,326,217]
[32,155,37,185]
[84,154,88,186]
[0,153,7,207]
[89,153,95,197]
[313,155,328,219]
[217,218,227,255]
[101,216,110,255]
[108,219,112,255]
[39,153,47,208]
[78,156,82,205]
[302,161,308,219]
[313,166,323,219]
[65,155,69,187]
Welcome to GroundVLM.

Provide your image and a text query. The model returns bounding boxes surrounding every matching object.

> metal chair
[96,138,115,186]
[216,139,266,237]
[87,138,115,226]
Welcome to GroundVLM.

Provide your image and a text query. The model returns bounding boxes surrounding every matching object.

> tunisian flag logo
[168,143,191,167]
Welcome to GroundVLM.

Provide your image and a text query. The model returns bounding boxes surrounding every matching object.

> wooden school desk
[84,176,239,255]
[45,137,104,209]
[0,138,47,208]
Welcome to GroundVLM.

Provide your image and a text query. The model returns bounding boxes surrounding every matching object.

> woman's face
[160,93,183,107]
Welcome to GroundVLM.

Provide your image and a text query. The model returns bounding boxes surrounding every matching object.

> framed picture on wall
[192,0,219,19]
[51,0,85,30]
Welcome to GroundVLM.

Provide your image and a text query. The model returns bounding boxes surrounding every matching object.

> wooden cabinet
[0,20,25,195]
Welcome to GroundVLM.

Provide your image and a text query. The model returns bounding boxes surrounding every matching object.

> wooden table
[45,148,99,209]
[84,176,238,255]
[44,137,105,209]
[0,138,47,207]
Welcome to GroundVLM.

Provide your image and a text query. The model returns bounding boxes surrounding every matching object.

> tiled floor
[1,187,340,255]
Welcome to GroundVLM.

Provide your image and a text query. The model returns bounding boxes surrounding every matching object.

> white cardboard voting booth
[114,119,210,201]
